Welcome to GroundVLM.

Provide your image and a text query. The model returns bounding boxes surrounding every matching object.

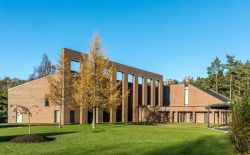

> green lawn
[0,123,235,155]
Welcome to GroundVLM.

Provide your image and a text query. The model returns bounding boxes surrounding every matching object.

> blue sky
[0,0,250,81]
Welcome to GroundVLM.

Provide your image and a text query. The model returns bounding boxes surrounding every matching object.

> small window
[184,86,189,106]
[45,97,49,107]
[116,71,122,81]
[71,60,80,72]
[147,78,151,86]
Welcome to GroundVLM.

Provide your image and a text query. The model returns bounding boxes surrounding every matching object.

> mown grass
[0,123,235,155]
[0,123,57,128]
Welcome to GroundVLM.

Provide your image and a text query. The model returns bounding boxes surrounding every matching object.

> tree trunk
[230,75,232,100]
[215,72,218,92]
[92,107,96,129]
[59,105,62,128]
[28,115,31,135]
[80,107,83,125]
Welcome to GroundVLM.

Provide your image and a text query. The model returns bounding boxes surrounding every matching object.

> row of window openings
[44,86,159,107]
[46,87,187,107]
[44,61,160,107]
[117,72,160,86]
[44,83,160,107]
[70,60,161,85]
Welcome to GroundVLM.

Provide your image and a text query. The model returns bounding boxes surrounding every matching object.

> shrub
[0,116,7,123]
[229,94,250,154]
[146,111,161,123]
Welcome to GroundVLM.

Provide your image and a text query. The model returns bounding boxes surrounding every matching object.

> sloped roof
[8,74,58,91]
[190,84,230,103]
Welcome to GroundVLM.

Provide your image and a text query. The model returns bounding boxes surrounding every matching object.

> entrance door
[54,110,60,123]
[16,111,22,123]
[70,111,75,124]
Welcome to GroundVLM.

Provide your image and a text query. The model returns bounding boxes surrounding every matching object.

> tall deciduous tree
[29,53,55,80]
[72,34,126,129]
[47,56,70,128]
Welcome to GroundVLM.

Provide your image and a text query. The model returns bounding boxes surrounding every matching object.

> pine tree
[193,77,210,90]
[194,55,250,100]
[225,55,237,99]
[207,57,225,93]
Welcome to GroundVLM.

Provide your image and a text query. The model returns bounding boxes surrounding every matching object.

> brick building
[8,48,230,125]
[160,84,230,124]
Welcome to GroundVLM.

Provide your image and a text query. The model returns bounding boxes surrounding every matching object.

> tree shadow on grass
[0,123,57,128]
[0,131,78,143]
[144,135,234,155]
[128,122,159,126]
[92,129,105,133]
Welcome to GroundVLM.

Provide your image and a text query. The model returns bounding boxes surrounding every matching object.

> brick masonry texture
[8,76,58,123]
[167,84,229,123]
[8,48,229,125]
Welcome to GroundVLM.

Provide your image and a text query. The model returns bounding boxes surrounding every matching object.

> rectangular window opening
[45,96,49,107]
[184,86,189,106]
[116,71,123,81]
[70,60,80,72]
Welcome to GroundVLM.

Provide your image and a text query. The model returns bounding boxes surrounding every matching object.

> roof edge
[8,74,54,91]
[207,89,230,101]
[189,83,230,103]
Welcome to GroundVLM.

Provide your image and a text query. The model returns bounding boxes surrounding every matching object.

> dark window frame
[45,96,49,107]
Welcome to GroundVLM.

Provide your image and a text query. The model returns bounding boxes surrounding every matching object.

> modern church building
[8,48,230,125]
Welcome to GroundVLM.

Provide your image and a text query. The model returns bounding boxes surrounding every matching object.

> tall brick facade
[8,48,230,125]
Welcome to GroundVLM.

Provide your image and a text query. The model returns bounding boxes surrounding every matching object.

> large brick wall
[8,76,59,123]
[188,84,223,106]
[169,84,185,106]
[61,48,82,125]
[168,83,228,123]
[169,84,224,107]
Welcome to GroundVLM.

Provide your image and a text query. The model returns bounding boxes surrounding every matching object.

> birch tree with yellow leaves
[47,56,70,128]
[72,34,127,129]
